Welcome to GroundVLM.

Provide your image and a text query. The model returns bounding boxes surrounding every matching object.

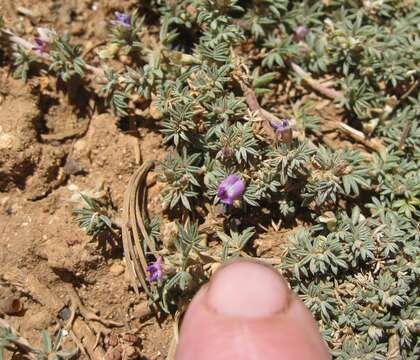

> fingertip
[206,259,291,318]
[176,260,331,360]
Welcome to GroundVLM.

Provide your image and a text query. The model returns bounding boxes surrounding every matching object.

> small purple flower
[33,38,47,53]
[271,119,290,132]
[112,12,132,29]
[217,175,245,205]
[271,119,293,141]
[292,25,310,42]
[146,256,163,282]
[32,28,56,54]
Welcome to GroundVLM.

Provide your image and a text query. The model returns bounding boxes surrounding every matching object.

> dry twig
[399,121,413,150]
[290,62,343,100]
[65,286,124,329]
[242,84,280,140]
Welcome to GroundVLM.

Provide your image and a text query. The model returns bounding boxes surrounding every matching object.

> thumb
[176,260,331,360]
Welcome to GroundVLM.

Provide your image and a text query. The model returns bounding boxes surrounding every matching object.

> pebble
[109,263,125,276]
[71,23,85,36]
[131,302,151,321]
[0,133,17,149]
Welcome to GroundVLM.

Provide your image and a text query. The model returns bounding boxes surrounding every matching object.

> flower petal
[217,175,245,205]
[226,178,245,201]
[221,174,240,187]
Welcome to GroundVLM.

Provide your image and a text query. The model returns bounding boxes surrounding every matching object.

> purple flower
[271,119,290,132]
[292,25,310,42]
[146,256,163,282]
[217,175,245,205]
[33,38,47,53]
[112,12,132,29]
[32,28,56,54]
[271,119,293,141]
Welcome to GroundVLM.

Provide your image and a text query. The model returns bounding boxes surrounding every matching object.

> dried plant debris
[1,0,419,358]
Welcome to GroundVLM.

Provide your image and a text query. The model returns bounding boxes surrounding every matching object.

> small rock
[122,333,140,344]
[71,23,85,36]
[67,184,79,192]
[149,101,162,120]
[106,332,119,347]
[109,263,125,276]
[161,221,177,250]
[63,157,83,175]
[0,296,24,315]
[58,306,71,320]
[0,133,17,149]
[73,139,87,157]
[24,308,54,331]
[131,302,152,321]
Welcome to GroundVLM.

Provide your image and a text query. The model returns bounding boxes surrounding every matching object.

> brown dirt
[0,1,172,359]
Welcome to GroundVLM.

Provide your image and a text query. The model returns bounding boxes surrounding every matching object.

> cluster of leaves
[280,206,418,359]
[0,327,76,360]
[1,0,419,358]
[11,32,85,83]
[72,193,117,239]
[36,330,77,360]
[0,326,17,360]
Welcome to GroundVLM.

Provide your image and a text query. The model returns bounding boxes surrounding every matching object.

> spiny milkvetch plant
[1,0,419,358]
[72,193,118,239]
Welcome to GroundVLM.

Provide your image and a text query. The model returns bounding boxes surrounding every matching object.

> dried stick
[335,122,386,154]
[65,285,124,329]
[399,121,412,150]
[290,62,343,100]
[71,318,105,360]
[66,327,88,358]
[242,84,278,140]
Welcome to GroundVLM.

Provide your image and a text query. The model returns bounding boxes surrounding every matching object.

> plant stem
[290,62,343,100]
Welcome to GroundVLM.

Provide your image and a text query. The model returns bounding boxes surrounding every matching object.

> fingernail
[206,260,291,318]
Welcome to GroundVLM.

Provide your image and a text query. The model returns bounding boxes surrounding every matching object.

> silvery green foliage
[13,46,38,82]
[36,330,77,360]
[157,148,202,210]
[0,326,17,360]
[157,221,206,312]
[218,227,255,260]
[280,207,419,359]
[0,327,76,360]
[152,2,419,357]
[49,33,85,82]
[72,194,115,238]
[3,0,419,357]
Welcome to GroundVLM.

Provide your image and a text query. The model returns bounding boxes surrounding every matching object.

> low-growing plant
[36,330,77,360]
[73,193,117,239]
[0,325,76,360]
[1,1,419,357]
